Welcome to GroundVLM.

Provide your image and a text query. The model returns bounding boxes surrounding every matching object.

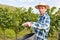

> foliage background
[0,4,60,40]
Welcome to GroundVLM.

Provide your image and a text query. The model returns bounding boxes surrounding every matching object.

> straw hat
[35,2,49,9]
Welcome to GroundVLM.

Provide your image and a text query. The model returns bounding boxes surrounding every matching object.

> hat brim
[35,5,49,9]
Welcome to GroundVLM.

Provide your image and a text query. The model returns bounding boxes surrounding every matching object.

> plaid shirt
[31,13,50,40]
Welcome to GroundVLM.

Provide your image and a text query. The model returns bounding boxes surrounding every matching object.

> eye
[42,7,44,9]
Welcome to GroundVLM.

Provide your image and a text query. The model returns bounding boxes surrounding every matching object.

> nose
[39,8,42,11]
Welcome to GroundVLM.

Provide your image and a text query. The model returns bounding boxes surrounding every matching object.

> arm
[31,16,50,30]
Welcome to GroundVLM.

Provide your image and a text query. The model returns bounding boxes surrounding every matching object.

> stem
[15,30,17,40]
[14,27,18,40]
[2,28,5,40]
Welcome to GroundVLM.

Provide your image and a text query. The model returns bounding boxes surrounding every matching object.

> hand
[26,22,31,27]
[22,22,31,27]
[22,22,28,26]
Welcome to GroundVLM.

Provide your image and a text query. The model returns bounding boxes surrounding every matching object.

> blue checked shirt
[31,13,50,40]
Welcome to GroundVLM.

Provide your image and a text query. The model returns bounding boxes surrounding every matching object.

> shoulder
[44,13,50,19]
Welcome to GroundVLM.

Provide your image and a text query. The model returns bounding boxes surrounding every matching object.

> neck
[39,11,46,15]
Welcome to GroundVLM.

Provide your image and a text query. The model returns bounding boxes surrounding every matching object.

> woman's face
[38,6,46,15]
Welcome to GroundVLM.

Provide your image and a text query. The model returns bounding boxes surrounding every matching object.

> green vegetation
[0,4,60,40]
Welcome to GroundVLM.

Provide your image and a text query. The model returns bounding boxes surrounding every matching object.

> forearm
[30,22,50,30]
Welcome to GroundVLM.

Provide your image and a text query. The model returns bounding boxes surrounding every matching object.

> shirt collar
[39,12,47,17]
